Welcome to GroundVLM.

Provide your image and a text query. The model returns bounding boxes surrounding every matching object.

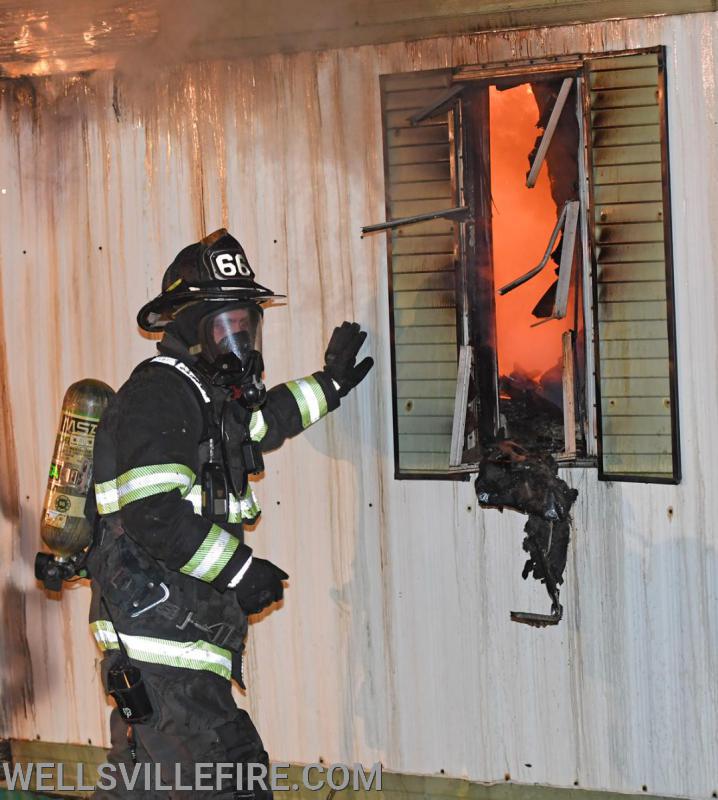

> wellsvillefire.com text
[2,761,383,792]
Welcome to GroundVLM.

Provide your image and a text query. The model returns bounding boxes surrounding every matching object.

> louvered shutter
[381,70,461,476]
[587,50,680,482]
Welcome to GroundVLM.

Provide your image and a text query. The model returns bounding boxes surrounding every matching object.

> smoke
[114,0,238,82]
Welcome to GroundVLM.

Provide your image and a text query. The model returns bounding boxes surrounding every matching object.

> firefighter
[88,229,373,798]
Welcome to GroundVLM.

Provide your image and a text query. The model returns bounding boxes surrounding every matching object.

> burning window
[490,79,583,457]
[372,48,680,483]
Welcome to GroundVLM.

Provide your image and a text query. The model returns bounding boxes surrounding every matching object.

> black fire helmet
[137,229,283,332]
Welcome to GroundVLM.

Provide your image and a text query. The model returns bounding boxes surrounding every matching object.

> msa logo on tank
[209,250,253,280]
[65,416,98,437]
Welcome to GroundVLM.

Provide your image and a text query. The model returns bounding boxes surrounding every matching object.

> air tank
[40,379,115,557]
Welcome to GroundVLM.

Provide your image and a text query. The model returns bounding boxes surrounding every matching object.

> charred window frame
[372,46,680,483]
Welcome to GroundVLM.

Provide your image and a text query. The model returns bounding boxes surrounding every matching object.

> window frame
[379,45,680,483]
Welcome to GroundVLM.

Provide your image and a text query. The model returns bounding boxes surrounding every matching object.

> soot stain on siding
[0,585,35,732]
[0,266,19,524]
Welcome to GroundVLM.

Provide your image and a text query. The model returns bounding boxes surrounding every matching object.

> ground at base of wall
[0,740,689,800]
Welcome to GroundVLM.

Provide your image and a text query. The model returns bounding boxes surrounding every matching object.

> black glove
[234,557,289,615]
[323,321,374,398]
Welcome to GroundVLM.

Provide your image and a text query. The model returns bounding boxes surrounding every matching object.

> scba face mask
[200,303,266,408]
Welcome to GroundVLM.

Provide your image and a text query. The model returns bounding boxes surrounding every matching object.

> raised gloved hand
[234,557,289,615]
[323,321,374,398]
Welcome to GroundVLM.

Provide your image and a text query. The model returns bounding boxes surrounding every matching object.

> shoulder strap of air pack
[132,356,218,445]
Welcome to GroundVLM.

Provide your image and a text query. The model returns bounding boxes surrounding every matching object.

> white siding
[0,11,716,798]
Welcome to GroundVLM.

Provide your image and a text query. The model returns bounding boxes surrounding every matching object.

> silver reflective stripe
[227,555,253,588]
[95,463,195,514]
[150,356,211,404]
[249,409,268,442]
[286,376,328,429]
[179,524,240,582]
[90,620,232,680]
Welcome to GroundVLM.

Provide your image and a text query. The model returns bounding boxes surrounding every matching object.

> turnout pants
[94,656,272,800]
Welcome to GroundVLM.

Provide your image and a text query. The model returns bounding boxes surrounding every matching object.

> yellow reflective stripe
[179,523,240,582]
[186,484,261,523]
[95,464,195,515]
[249,410,268,442]
[91,620,118,650]
[186,485,202,514]
[286,376,328,428]
[90,620,232,680]
[228,485,261,523]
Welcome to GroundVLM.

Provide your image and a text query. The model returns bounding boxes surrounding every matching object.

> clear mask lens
[202,305,263,363]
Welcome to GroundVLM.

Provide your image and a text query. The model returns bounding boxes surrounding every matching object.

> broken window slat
[526,77,574,189]
[449,345,473,468]
[552,200,580,319]
[361,206,469,236]
[561,332,577,459]
[453,57,582,83]
[497,201,569,296]
[576,74,598,457]
[409,83,465,125]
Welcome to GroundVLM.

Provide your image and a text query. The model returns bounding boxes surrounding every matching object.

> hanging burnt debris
[468,76,582,627]
[475,441,578,627]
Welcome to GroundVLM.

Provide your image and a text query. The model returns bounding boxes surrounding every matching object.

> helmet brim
[137,284,284,332]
